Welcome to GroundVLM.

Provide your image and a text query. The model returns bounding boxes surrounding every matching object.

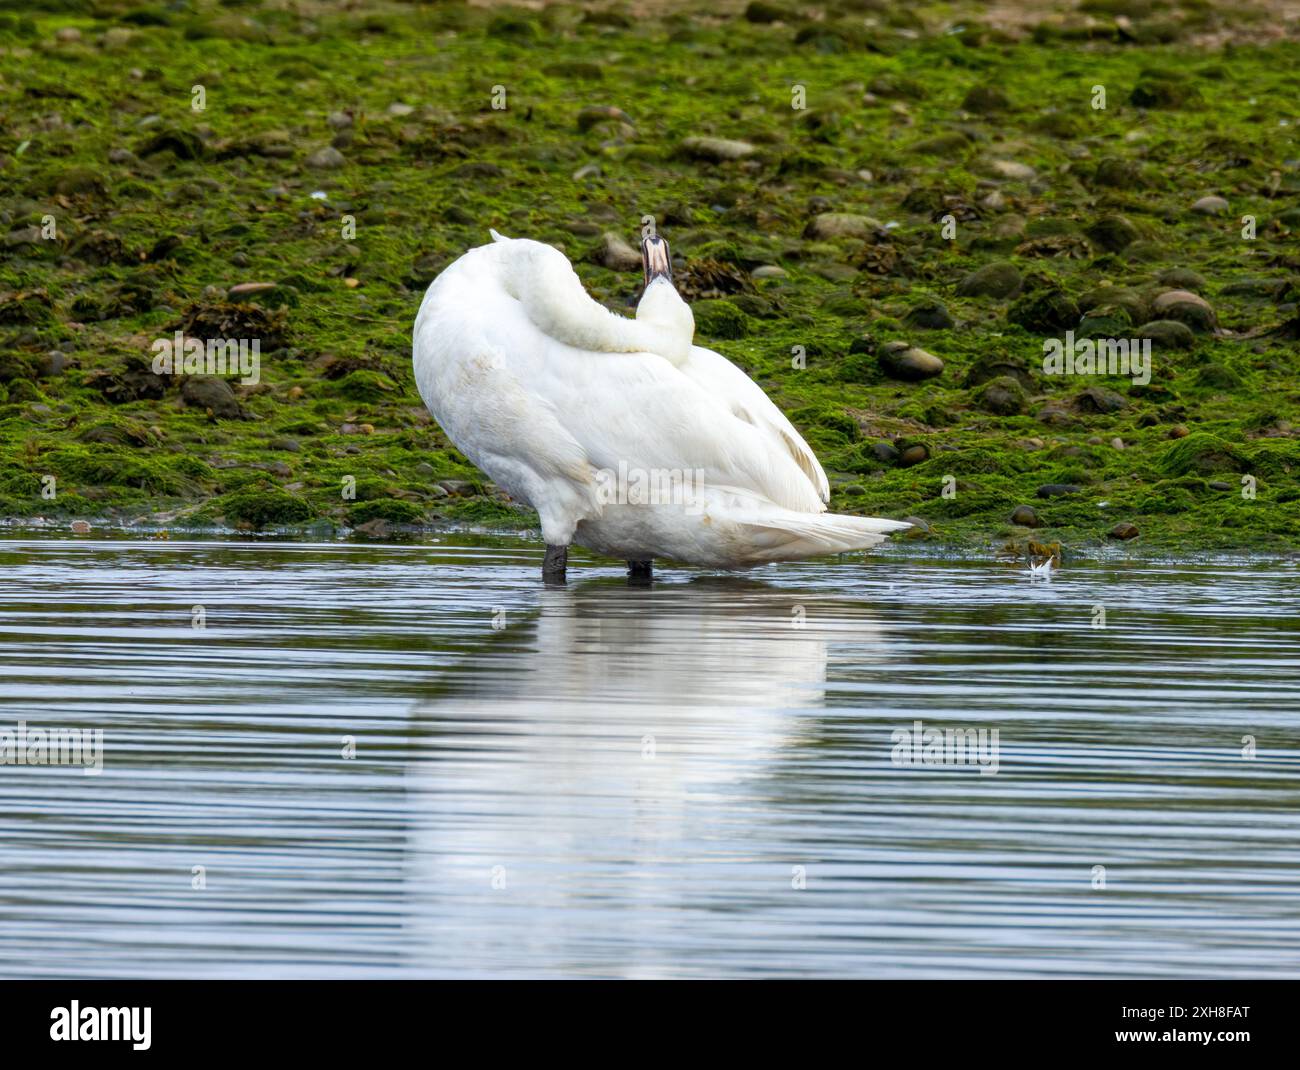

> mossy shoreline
[1,0,1297,555]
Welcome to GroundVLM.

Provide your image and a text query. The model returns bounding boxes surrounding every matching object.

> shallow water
[0,534,1297,978]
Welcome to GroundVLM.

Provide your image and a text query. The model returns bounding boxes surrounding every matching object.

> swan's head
[636,236,694,363]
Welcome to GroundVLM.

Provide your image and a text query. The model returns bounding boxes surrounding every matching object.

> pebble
[228,282,277,298]
[804,213,882,240]
[1138,319,1197,350]
[70,520,92,534]
[305,146,346,169]
[1108,522,1140,540]
[598,232,641,272]
[679,136,756,162]
[898,444,929,467]
[1151,290,1216,332]
[872,441,901,464]
[878,341,944,382]
[987,159,1035,181]
[578,105,633,133]
[1157,267,1207,291]
[903,300,954,330]
[353,518,393,539]
[956,262,1022,299]
[1036,483,1081,498]
[1010,505,1041,527]
[1191,194,1230,215]
[977,376,1027,415]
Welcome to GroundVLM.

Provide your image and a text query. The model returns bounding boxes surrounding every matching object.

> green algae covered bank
[0,0,1297,552]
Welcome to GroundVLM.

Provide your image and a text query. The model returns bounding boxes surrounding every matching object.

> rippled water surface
[1,535,1297,978]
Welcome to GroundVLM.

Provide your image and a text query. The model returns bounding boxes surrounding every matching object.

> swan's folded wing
[437,281,828,515]
[677,345,831,504]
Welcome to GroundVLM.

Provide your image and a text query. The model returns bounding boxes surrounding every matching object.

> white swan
[412,231,909,578]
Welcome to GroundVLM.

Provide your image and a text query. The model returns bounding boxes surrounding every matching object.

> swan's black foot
[543,544,568,584]
[627,559,652,585]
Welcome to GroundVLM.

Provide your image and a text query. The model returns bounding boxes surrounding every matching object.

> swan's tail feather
[730,510,910,562]
[489,228,509,243]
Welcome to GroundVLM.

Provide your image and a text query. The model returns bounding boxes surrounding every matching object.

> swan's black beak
[641,235,673,289]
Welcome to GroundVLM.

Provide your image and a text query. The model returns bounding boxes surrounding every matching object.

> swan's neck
[506,257,692,365]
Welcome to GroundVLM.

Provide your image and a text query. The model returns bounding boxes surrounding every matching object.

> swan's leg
[542,544,568,582]
[627,559,652,584]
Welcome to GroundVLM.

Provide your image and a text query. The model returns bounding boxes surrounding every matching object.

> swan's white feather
[412,236,907,566]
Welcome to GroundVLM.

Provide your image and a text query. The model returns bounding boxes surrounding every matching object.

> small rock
[353,518,393,539]
[1151,290,1216,332]
[1138,320,1196,350]
[751,265,788,279]
[1168,424,1190,439]
[1072,386,1127,414]
[55,27,82,43]
[1156,267,1206,292]
[70,519,91,534]
[1038,404,1077,425]
[903,299,954,330]
[597,232,641,272]
[327,111,353,130]
[572,163,601,181]
[108,147,137,165]
[1108,522,1140,540]
[1085,214,1140,253]
[387,102,414,117]
[228,282,278,298]
[1111,437,1125,450]
[1207,480,1233,491]
[180,376,242,419]
[679,136,756,162]
[872,441,901,464]
[1010,505,1041,528]
[804,213,882,240]
[1008,288,1080,334]
[1191,194,1229,215]
[976,376,1027,415]
[987,159,1035,181]
[577,105,633,133]
[878,341,944,382]
[305,146,346,169]
[956,262,1022,299]
[1036,483,1081,498]
[899,444,929,467]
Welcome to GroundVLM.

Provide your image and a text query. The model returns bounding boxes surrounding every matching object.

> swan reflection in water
[403,575,891,976]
